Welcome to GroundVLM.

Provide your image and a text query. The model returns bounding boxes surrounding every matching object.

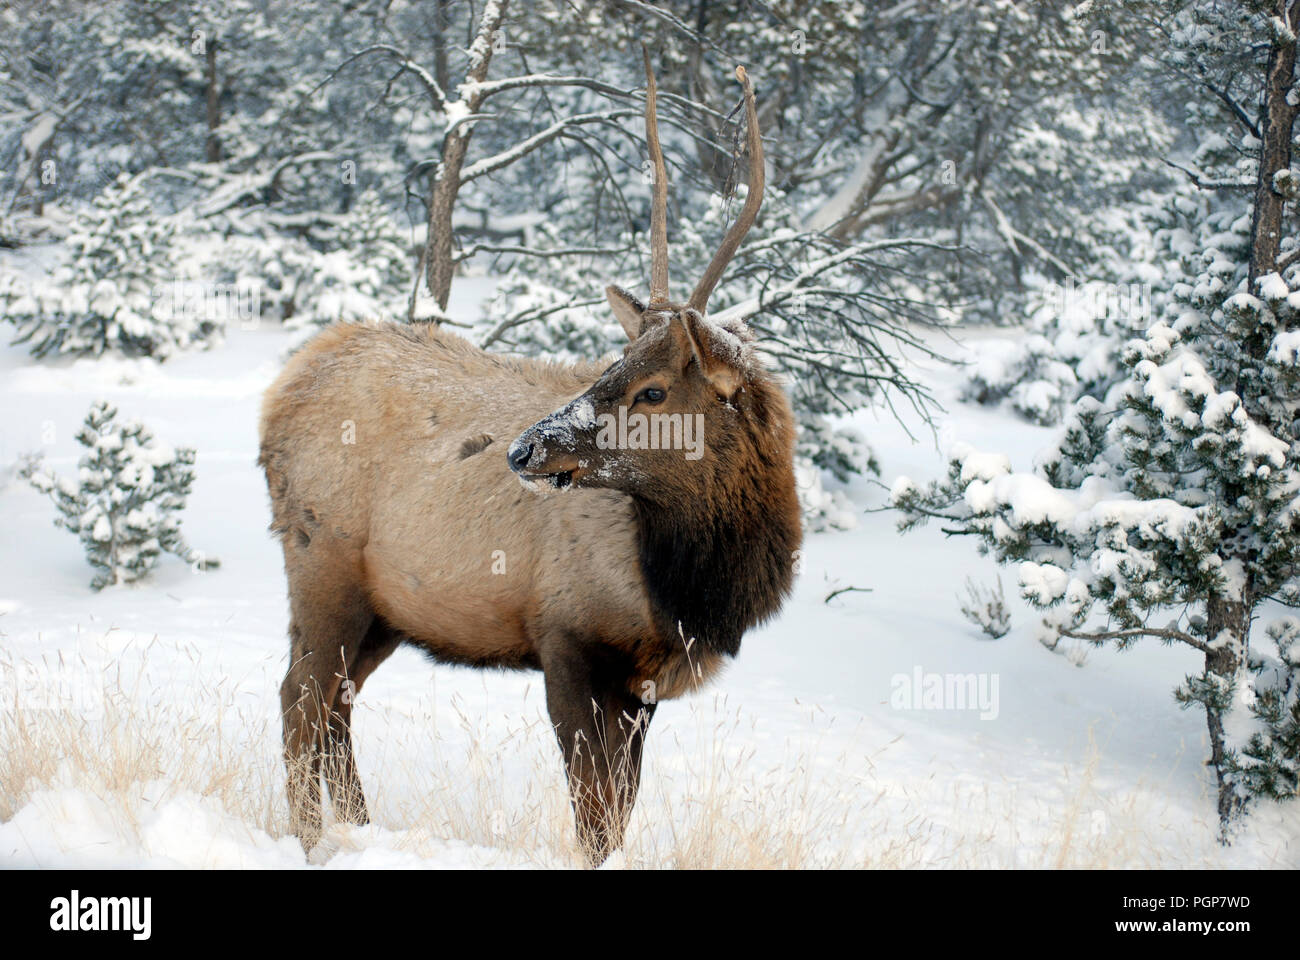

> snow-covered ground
[1,269,1297,869]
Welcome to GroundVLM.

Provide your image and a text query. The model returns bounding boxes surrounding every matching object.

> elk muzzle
[507,397,596,490]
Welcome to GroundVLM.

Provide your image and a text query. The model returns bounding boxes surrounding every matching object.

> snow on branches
[895,0,1300,826]
[896,203,1300,834]
[20,401,217,590]
[3,175,222,359]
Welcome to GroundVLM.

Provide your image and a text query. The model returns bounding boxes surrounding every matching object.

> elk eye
[636,387,666,405]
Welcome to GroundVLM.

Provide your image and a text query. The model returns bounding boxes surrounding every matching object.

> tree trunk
[1248,2,1300,287]
[205,39,221,164]
[1207,9,1300,837]
[414,0,509,317]
[433,0,450,95]
[1203,593,1251,836]
[422,138,469,313]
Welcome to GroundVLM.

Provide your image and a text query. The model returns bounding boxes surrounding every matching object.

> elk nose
[507,439,534,473]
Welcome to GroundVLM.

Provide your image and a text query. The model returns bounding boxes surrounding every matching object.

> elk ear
[606,286,647,341]
[678,308,744,399]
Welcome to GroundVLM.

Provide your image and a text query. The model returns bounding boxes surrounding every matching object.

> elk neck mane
[629,373,801,658]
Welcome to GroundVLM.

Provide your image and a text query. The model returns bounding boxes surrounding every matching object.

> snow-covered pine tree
[4,174,219,358]
[225,187,411,327]
[336,188,412,291]
[1238,616,1300,799]
[894,0,1300,832]
[20,401,216,589]
[290,187,411,327]
[961,195,1168,426]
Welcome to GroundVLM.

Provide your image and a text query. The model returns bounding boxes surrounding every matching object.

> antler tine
[642,45,670,307]
[689,65,763,315]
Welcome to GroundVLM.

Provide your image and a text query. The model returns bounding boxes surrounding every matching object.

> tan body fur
[260,321,718,698]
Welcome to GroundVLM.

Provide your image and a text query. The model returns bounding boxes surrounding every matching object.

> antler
[642,46,671,307]
[689,65,763,315]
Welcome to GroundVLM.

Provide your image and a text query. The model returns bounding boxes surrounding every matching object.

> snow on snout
[510,395,597,487]
[530,395,596,450]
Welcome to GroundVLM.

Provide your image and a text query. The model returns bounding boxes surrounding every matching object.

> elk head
[508,54,768,505]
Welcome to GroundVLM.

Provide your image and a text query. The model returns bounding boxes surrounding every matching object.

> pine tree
[238,187,411,327]
[4,174,221,358]
[960,194,1168,426]
[894,1,1300,832]
[20,401,217,589]
[1238,617,1300,799]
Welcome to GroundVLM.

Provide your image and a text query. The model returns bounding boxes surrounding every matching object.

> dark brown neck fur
[631,378,802,657]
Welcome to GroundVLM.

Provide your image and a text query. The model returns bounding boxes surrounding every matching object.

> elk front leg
[541,644,657,866]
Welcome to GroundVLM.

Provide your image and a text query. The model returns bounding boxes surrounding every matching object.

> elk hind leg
[323,618,400,826]
[280,573,371,852]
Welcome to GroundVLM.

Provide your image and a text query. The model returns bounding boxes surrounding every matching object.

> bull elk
[258,54,801,866]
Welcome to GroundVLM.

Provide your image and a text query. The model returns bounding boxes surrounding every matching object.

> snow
[0,783,301,869]
[0,779,546,869]
[888,475,918,502]
[0,270,1296,868]
[953,444,1011,483]
[443,100,471,128]
[567,397,596,429]
[970,472,1077,527]
[1257,272,1289,302]
[1268,329,1300,366]
[20,114,57,157]
[1019,562,1069,604]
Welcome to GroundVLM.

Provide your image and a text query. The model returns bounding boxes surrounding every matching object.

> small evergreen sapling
[21,401,217,589]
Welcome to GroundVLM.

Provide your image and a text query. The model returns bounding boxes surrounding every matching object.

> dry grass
[0,649,282,835]
[0,647,1235,869]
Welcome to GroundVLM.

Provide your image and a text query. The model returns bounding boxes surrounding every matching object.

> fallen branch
[824,585,873,603]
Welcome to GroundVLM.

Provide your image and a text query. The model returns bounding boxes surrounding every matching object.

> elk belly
[361,545,536,669]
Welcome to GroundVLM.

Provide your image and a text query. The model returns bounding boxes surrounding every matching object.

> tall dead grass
[0,647,1227,868]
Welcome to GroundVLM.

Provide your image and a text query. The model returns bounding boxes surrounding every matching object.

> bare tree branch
[316,43,448,112]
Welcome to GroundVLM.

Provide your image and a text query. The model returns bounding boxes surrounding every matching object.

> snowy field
[1,265,1297,869]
